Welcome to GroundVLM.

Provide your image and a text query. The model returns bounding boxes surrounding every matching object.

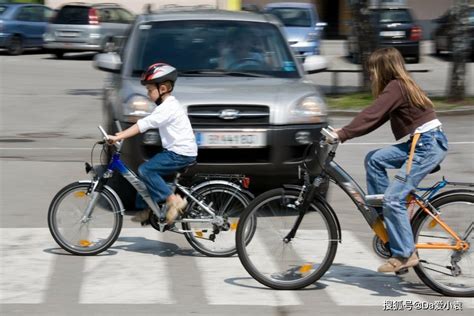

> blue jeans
[365,129,448,258]
[135,150,196,209]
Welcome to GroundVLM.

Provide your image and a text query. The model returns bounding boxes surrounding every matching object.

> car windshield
[378,9,413,23]
[53,6,89,24]
[129,20,299,79]
[266,8,312,27]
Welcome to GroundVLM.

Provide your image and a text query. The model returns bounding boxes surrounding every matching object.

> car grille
[187,105,270,126]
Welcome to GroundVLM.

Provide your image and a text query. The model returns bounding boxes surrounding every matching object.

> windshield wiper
[179,69,269,78]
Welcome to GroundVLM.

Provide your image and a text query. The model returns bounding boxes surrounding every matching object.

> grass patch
[326,93,474,110]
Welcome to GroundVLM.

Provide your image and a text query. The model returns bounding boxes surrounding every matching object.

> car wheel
[7,35,23,55]
[53,51,64,59]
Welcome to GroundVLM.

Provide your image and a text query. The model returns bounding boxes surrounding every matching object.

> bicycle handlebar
[97,125,122,151]
[321,126,339,144]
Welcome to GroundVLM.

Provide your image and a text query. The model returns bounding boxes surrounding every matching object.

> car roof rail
[158,4,216,11]
[95,3,121,7]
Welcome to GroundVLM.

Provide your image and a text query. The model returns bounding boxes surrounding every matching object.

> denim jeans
[365,129,448,258]
[135,150,196,209]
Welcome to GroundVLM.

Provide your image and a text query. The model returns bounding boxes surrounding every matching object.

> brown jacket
[336,80,437,142]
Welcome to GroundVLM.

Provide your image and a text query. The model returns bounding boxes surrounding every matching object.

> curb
[328,108,474,117]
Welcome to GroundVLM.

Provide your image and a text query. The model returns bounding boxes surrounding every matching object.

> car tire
[53,51,64,59]
[6,35,23,55]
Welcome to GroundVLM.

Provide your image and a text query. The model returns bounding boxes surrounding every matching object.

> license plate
[380,31,405,37]
[58,31,78,37]
[195,131,266,148]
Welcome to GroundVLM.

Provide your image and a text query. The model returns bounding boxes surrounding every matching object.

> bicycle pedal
[395,268,409,275]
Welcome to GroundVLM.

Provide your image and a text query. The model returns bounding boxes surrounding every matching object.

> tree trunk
[448,0,469,101]
[350,0,378,91]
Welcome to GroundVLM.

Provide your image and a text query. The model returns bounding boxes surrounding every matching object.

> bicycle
[48,124,256,257]
[236,126,473,297]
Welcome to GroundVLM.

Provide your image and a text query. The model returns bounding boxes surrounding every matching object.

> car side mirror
[303,55,327,74]
[316,22,327,28]
[93,53,122,73]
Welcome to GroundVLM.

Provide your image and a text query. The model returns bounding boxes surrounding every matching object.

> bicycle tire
[236,188,338,290]
[412,193,474,297]
[48,181,123,256]
[182,184,254,257]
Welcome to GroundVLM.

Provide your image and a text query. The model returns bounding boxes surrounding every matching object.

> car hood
[284,27,314,42]
[121,76,324,125]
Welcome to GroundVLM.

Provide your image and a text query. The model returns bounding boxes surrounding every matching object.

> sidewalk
[310,40,474,98]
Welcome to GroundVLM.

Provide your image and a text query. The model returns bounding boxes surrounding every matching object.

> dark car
[43,3,134,59]
[0,3,53,55]
[347,5,422,63]
[433,5,474,61]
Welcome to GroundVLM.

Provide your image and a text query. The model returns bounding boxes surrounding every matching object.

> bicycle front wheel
[182,184,253,257]
[413,193,474,297]
[48,181,123,255]
[236,188,339,290]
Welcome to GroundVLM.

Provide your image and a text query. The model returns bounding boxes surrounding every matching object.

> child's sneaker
[166,195,188,224]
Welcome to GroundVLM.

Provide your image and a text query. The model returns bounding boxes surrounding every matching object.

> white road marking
[0,228,56,304]
[79,228,175,304]
[194,231,302,306]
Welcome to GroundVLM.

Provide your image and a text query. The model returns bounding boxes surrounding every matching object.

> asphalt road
[0,51,473,315]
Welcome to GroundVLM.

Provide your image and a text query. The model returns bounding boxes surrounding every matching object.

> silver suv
[43,3,133,58]
[94,8,327,206]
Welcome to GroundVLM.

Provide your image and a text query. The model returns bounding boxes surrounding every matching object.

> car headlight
[123,95,155,123]
[43,32,54,42]
[288,95,327,124]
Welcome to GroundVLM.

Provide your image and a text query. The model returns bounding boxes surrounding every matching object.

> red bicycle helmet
[140,63,178,86]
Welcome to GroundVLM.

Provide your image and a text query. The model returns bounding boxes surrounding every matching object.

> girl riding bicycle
[108,63,198,225]
[335,47,449,273]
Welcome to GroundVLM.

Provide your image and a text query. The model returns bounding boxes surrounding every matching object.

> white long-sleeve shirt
[137,96,198,157]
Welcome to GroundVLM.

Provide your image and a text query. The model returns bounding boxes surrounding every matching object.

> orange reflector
[74,191,86,198]
[429,218,438,229]
[299,263,312,273]
[79,240,92,247]
[230,221,238,231]
[195,231,203,237]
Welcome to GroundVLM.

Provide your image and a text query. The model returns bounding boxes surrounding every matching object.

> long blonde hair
[368,47,433,108]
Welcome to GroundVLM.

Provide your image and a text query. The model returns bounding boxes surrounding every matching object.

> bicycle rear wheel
[182,184,253,257]
[236,188,339,290]
[48,181,123,255]
[412,193,474,297]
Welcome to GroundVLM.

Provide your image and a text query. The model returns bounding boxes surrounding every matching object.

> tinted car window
[130,20,299,78]
[53,6,89,24]
[378,9,412,23]
[266,8,312,27]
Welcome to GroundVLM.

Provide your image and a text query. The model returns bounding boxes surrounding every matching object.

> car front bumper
[379,41,419,57]
[119,122,327,189]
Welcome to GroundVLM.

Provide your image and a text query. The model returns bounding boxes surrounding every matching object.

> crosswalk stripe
[1,228,473,307]
[0,228,56,304]
[79,228,175,304]
[193,231,302,306]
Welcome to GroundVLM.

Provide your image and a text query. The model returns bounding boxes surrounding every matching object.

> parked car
[264,2,326,59]
[43,3,134,59]
[347,5,422,63]
[93,8,328,208]
[0,3,53,55]
[433,5,474,61]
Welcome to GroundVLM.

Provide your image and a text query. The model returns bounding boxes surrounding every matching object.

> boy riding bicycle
[108,63,198,225]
